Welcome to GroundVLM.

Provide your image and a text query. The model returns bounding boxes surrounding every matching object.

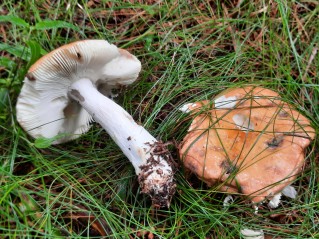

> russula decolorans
[179,86,314,204]
[16,40,175,207]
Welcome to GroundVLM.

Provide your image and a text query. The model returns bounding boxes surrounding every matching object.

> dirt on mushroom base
[138,141,176,208]
[179,86,315,203]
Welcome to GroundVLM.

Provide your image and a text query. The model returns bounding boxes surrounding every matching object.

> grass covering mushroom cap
[179,86,314,204]
[16,40,176,207]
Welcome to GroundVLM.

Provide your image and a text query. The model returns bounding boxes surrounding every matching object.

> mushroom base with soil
[70,78,176,207]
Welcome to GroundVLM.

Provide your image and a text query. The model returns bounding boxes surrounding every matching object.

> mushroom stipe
[16,40,176,207]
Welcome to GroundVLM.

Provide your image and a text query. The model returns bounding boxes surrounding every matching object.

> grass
[0,0,318,238]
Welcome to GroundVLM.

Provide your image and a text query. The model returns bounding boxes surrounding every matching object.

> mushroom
[179,86,314,204]
[16,40,175,207]
[240,228,264,239]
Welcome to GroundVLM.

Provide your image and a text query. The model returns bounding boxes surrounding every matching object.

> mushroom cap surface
[16,40,141,143]
[180,86,315,203]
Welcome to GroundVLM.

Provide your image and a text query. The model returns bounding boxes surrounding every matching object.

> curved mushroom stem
[69,78,176,207]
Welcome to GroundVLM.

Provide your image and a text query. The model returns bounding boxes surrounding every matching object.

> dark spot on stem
[76,52,81,59]
[70,89,85,102]
[127,136,131,141]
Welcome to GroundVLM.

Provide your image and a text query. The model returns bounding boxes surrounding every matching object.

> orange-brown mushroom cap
[179,86,315,203]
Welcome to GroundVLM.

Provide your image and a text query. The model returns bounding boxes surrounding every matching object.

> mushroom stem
[69,78,175,207]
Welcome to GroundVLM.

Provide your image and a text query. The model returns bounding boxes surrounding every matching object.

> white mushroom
[240,228,264,239]
[267,193,282,209]
[223,195,234,207]
[16,40,175,207]
[282,185,297,199]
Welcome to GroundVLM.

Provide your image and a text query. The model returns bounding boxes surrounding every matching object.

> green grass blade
[34,20,80,32]
[0,15,29,28]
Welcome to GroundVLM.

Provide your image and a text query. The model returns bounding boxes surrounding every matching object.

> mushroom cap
[16,40,141,143]
[180,86,315,203]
